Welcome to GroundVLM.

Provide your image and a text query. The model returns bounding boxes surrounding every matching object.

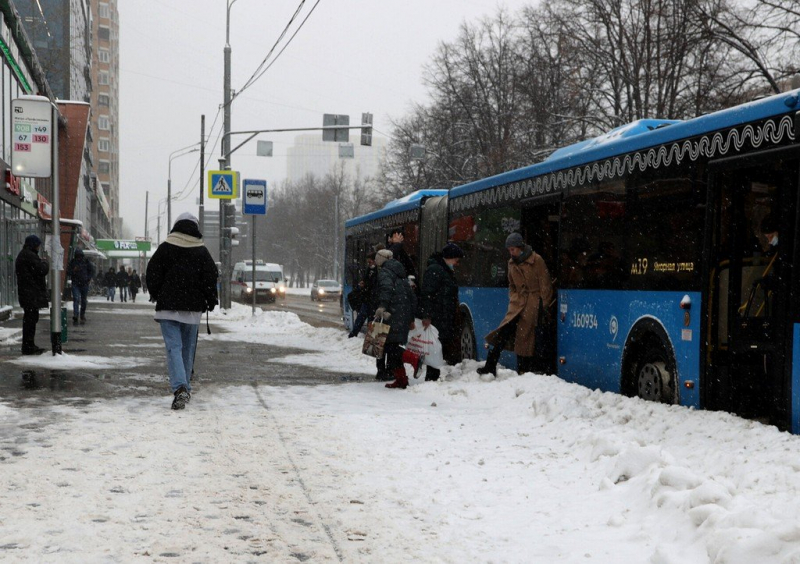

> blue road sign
[243,178,267,215]
[208,170,238,199]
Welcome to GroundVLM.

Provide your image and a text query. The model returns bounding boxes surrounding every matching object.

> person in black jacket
[104,267,117,301]
[374,249,422,389]
[15,235,49,355]
[67,248,96,324]
[146,212,218,410]
[116,265,129,302]
[129,270,142,303]
[386,228,417,288]
[348,252,378,338]
[418,243,464,381]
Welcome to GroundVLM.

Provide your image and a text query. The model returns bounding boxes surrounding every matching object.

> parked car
[311,279,342,301]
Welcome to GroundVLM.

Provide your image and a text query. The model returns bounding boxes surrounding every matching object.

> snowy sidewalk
[2,304,800,562]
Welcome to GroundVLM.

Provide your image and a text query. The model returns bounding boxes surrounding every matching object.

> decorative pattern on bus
[450,115,795,213]
[345,208,420,236]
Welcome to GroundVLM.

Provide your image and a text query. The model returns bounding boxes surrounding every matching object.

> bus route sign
[243,178,267,215]
[11,96,52,178]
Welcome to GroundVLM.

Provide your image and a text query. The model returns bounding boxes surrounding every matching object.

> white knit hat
[375,249,393,267]
[175,212,199,226]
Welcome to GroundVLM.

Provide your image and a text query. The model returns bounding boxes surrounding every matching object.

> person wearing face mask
[760,215,779,255]
[417,243,465,381]
[477,233,554,376]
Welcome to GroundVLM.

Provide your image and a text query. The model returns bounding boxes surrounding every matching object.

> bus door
[520,195,561,373]
[708,147,799,426]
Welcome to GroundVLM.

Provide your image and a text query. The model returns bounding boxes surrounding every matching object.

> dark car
[311,279,342,301]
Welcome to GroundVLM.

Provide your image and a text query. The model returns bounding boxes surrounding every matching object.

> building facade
[88,0,118,239]
[0,1,59,310]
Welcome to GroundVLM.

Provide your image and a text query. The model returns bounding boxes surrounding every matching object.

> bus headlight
[270,287,277,294]
[279,286,286,293]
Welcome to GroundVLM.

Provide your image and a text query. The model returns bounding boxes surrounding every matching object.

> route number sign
[11,96,53,178]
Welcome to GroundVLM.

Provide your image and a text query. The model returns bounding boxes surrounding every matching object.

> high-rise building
[286,134,387,184]
[88,0,118,239]
[17,0,101,237]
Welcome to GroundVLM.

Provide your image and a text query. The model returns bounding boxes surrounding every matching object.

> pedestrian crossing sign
[208,170,239,199]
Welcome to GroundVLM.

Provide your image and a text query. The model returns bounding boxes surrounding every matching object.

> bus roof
[345,189,448,228]
[450,89,800,199]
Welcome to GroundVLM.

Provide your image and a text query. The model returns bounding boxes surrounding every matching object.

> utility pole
[220,0,236,310]
[199,114,205,234]
[144,191,149,242]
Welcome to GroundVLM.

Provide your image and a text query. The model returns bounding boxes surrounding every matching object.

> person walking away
[129,270,142,303]
[348,251,378,338]
[477,233,554,376]
[374,249,422,389]
[116,264,129,302]
[15,235,49,355]
[67,248,96,324]
[146,212,218,410]
[418,243,465,381]
[104,267,116,301]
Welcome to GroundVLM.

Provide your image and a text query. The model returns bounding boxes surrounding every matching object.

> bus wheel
[633,340,677,404]
[460,313,477,361]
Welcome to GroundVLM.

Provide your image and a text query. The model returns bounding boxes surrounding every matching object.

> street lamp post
[167,144,201,229]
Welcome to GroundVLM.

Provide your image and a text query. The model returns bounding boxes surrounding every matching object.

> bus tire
[459,310,478,361]
[623,329,678,405]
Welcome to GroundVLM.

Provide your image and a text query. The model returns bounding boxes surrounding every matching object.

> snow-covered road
[2,305,800,562]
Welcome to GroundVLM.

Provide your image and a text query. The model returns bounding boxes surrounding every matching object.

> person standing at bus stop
[147,212,218,410]
[418,242,464,381]
[15,235,49,355]
[67,248,96,324]
[478,233,553,376]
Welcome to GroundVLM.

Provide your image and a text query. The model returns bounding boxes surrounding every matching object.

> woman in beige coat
[477,233,554,376]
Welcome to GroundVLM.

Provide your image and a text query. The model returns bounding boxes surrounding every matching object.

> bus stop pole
[50,104,62,355]
[251,215,256,316]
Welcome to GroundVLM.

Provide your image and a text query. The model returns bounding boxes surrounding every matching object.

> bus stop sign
[243,178,267,215]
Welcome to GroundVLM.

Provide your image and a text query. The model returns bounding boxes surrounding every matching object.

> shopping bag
[406,319,445,368]
[362,316,390,359]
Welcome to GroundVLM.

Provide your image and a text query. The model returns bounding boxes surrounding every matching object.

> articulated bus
[345,89,800,432]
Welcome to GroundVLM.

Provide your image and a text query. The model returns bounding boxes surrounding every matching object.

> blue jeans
[72,285,88,318]
[159,320,199,393]
[107,286,115,301]
[118,285,127,301]
[350,302,373,337]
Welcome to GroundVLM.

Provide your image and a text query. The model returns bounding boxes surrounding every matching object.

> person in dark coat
[15,235,49,355]
[129,270,142,303]
[374,249,422,389]
[348,252,378,338]
[67,248,96,324]
[386,228,417,288]
[116,265,129,302]
[146,212,218,410]
[418,243,465,381]
[104,267,117,301]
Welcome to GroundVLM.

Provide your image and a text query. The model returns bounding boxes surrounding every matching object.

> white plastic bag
[406,318,445,368]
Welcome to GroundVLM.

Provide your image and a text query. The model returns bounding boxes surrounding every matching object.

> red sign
[4,169,20,196]
[37,194,52,219]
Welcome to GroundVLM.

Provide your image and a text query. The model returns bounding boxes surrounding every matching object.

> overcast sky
[117,0,535,240]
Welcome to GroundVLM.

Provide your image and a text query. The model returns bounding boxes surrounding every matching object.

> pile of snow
[7,352,152,370]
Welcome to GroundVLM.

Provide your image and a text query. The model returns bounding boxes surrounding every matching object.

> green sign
[0,38,32,94]
[96,239,151,252]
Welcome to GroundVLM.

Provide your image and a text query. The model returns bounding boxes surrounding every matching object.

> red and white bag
[406,318,445,368]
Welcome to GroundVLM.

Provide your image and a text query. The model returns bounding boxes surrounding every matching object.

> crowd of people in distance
[348,228,555,387]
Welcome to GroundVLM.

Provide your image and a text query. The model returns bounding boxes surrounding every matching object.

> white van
[231,260,286,303]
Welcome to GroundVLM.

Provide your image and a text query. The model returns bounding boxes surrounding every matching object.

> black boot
[375,370,393,382]
[425,367,440,382]
[477,347,500,376]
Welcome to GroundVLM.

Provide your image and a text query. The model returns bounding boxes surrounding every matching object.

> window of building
[98,115,110,131]
[99,49,110,63]
[98,139,110,153]
[99,3,110,18]
[99,94,110,107]
[98,26,110,41]
[99,161,110,174]
[99,71,109,86]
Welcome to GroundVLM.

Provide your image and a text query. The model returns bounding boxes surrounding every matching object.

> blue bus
[345,89,800,432]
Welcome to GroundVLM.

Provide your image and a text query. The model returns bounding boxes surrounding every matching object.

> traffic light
[227,226,240,247]
[360,113,373,147]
